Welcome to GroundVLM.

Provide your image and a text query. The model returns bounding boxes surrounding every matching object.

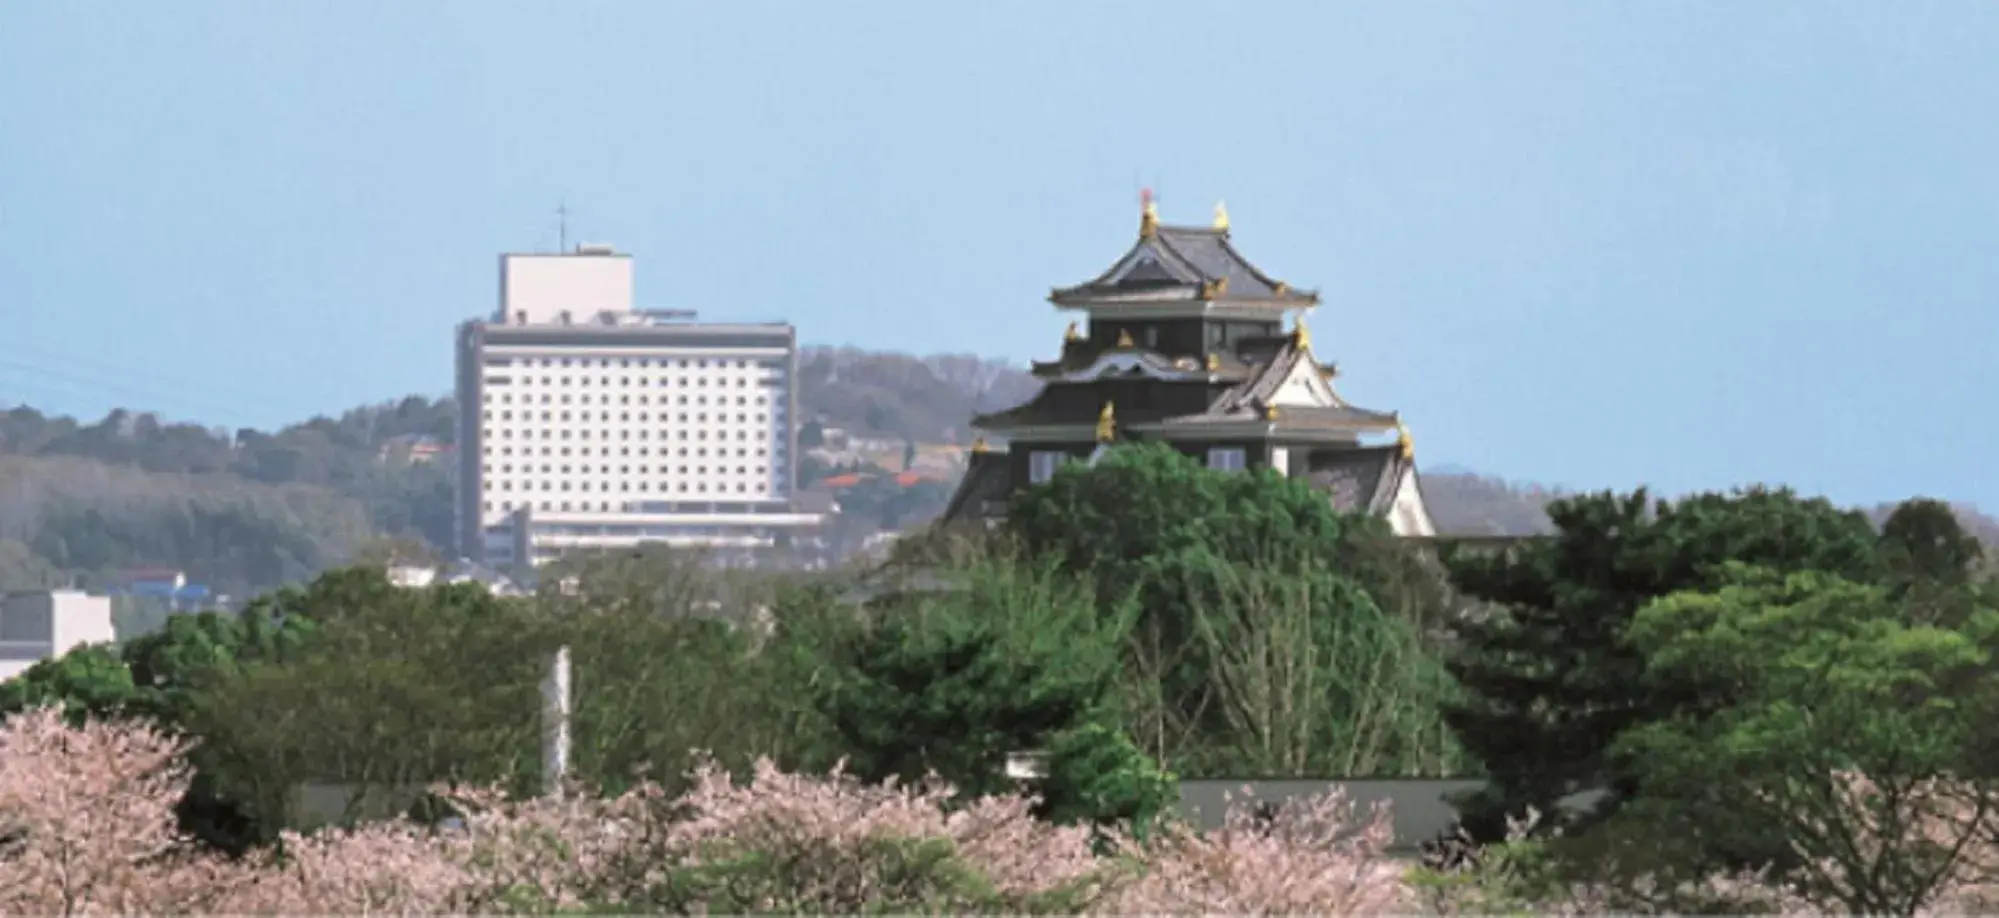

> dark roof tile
[1305,446,1412,515]
[938,451,1011,523]
[1051,223,1316,303]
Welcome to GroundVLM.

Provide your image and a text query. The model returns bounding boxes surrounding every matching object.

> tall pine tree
[1440,487,1882,842]
[1879,497,1985,591]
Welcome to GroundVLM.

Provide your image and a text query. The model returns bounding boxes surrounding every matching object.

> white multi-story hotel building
[454,245,823,568]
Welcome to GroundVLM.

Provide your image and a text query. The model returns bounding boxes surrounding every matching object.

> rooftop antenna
[556,200,570,254]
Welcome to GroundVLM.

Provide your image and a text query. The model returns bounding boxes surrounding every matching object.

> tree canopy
[0,606,315,852]
[1615,567,1999,914]
[804,559,1173,831]
[1000,443,1462,779]
[1440,487,1886,839]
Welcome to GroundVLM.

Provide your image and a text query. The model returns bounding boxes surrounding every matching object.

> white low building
[0,591,116,681]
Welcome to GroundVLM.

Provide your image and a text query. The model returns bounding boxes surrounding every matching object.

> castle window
[1029,450,1064,484]
[1207,447,1246,472]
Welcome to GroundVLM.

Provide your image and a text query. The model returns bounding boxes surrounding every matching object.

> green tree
[567,613,806,793]
[1880,498,1985,591]
[1006,444,1454,778]
[138,610,317,852]
[194,572,554,829]
[808,559,1172,832]
[1615,567,1999,915]
[1008,444,1366,580]
[1441,487,1883,843]
[535,547,827,794]
[0,644,135,720]
[1161,547,1466,778]
[0,608,315,853]
[119,608,316,721]
[1037,721,1179,843]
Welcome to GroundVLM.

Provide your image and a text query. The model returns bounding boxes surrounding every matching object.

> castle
[938,195,1435,536]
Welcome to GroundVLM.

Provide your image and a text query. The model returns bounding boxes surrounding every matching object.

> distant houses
[384,560,526,597]
[115,567,221,612]
[805,427,971,489]
[817,470,932,490]
[376,434,447,466]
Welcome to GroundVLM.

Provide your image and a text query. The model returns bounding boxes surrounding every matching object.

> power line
[0,352,298,428]
[0,328,298,407]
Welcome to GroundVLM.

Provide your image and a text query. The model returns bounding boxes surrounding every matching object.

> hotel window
[1029,451,1064,484]
[1207,447,1247,472]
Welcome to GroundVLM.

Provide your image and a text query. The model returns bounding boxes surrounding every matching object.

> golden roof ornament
[1273,281,1291,297]
[1205,352,1221,372]
[1139,188,1159,239]
[1213,200,1230,231]
[1064,321,1083,342]
[1395,421,1415,460]
[971,436,990,454]
[1264,402,1281,421]
[1293,320,1312,350]
[1201,276,1229,300]
[1115,328,1135,348]
[1096,401,1117,443]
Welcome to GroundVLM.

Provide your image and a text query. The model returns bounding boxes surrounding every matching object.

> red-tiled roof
[818,471,935,490]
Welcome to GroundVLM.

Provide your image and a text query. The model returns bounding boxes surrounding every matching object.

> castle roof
[1049,222,1318,308]
[938,450,1012,523]
[973,338,1399,438]
[1028,343,1258,382]
[1304,445,1419,516]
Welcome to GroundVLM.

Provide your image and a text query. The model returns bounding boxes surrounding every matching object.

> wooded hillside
[0,345,1984,594]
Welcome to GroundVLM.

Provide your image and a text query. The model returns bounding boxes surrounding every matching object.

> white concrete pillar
[540,645,572,797]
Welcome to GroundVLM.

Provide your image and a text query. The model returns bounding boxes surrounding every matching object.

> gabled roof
[1160,340,1401,433]
[938,450,1011,523]
[1304,445,1416,516]
[974,339,1399,436]
[1050,224,1318,307]
[1149,403,1398,432]
[1029,346,1255,383]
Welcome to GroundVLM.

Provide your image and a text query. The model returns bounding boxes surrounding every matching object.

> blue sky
[3,2,1995,509]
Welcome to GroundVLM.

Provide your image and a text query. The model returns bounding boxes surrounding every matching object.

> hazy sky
[3,2,1995,509]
